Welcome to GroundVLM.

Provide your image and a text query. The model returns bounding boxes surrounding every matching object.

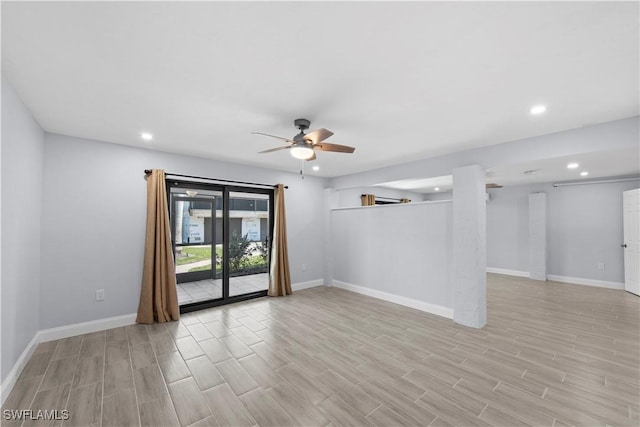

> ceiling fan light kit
[290,145,315,160]
[253,118,355,163]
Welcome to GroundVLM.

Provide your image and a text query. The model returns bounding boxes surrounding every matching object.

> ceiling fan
[252,118,355,161]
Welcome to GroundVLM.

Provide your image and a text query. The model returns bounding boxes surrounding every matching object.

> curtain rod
[553,176,639,187]
[144,170,288,189]
[361,194,405,201]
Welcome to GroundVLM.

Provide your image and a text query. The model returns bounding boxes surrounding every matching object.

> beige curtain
[361,194,376,206]
[268,184,292,296]
[400,198,411,204]
[136,169,180,324]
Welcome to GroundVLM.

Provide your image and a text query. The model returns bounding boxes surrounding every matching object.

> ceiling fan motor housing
[294,118,311,131]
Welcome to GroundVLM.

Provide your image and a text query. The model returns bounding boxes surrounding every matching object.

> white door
[623,188,640,296]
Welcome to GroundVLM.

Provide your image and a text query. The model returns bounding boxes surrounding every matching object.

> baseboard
[486,268,625,290]
[38,313,137,343]
[547,275,625,290]
[332,280,453,319]
[1,333,40,406]
[486,267,529,277]
[2,312,137,405]
[292,279,324,291]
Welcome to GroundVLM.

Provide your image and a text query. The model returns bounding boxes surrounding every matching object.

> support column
[529,192,547,281]
[323,188,338,286]
[453,165,487,328]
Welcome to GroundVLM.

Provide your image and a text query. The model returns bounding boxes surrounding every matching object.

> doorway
[623,188,640,296]
[168,180,273,312]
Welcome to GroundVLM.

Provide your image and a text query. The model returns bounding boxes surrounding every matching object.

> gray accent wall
[1,77,45,382]
[331,201,453,309]
[39,133,327,329]
[487,180,640,283]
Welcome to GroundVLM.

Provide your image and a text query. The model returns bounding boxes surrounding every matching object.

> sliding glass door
[168,181,272,312]
[228,191,270,297]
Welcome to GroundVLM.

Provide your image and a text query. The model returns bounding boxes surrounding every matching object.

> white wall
[1,77,45,382]
[40,133,327,329]
[331,201,453,311]
[487,180,640,284]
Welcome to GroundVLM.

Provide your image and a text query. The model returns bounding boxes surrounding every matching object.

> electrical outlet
[301,264,306,271]
[95,289,105,301]
[597,262,605,271]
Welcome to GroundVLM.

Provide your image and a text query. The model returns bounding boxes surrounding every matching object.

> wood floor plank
[175,336,205,361]
[4,275,637,427]
[1,376,43,427]
[39,356,78,391]
[149,332,178,356]
[219,334,253,359]
[23,384,70,427]
[71,355,104,389]
[366,404,421,427]
[186,323,214,342]
[78,336,105,359]
[138,395,179,427]
[314,369,380,417]
[133,365,168,404]
[201,384,255,427]
[479,405,531,427]
[237,353,283,389]
[198,338,233,364]
[202,320,231,339]
[157,351,191,384]
[52,336,83,360]
[64,381,103,426]
[238,387,296,427]
[265,382,329,427]
[101,389,139,427]
[318,395,374,427]
[105,339,130,365]
[214,358,258,395]
[126,324,150,344]
[186,356,224,391]
[104,359,134,397]
[276,362,331,405]
[167,377,212,426]
[17,352,53,381]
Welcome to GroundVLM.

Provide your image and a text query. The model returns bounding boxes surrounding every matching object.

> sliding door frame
[166,179,274,314]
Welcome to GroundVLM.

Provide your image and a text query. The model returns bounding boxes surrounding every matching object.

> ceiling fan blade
[258,146,292,154]
[304,128,333,144]
[486,183,503,188]
[306,152,317,161]
[251,132,295,143]
[314,142,355,153]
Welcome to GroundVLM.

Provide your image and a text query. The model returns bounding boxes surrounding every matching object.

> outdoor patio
[176,273,268,305]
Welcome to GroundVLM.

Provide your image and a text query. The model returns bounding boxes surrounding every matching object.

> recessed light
[141,132,153,141]
[434,187,440,191]
[567,162,579,169]
[580,171,589,177]
[530,105,547,115]
[312,165,319,171]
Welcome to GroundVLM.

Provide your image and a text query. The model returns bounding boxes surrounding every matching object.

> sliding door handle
[621,244,627,248]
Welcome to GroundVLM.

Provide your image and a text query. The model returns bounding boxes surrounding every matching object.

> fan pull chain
[299,159,305,180]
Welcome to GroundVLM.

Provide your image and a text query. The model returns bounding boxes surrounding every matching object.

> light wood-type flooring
[3,274,639,426]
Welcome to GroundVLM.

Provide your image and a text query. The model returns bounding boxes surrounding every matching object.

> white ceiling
[376,147,640,194]
[2,2,638,178]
